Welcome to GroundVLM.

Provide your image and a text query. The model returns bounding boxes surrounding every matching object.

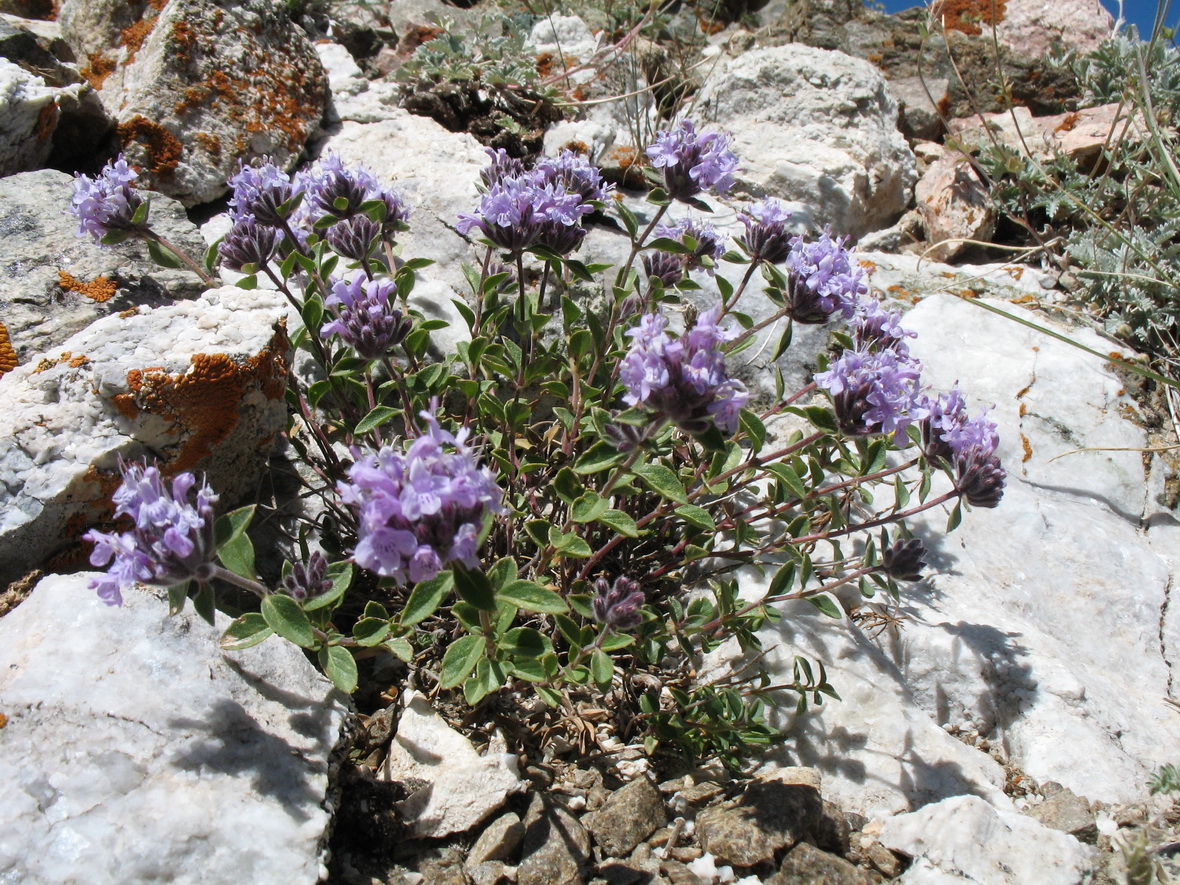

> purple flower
[337,408,503,585]
[458,176,591,254]
[850,297,916,355]
[325,214,381,262]
[534,150,613,205]
[643,250,685,288]
[917,386,1005,507]
[480,147,526,188]
[219,215,282,272]
[737,199,793,265]
[227,158,299,227]
[785,228,868,323]
[321,271,412,361]
[654,217,725,274]
[68,154,147,243]
[645,119,739,202]
[592,576,645,630]
[881,538,927,581]
[814,348,926,438]
[299,153,410,237]
[620,306,749,436]
[283,551,332,601]
[83,460,218,607]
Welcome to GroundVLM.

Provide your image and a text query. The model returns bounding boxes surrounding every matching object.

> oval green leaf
[262,594,316,648]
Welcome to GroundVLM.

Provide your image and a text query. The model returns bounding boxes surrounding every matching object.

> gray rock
[518,793,591,885]
[0,285,290,588]
[767,842,871,885]
[585,774,666,858]
[0,168,208,365]
[466,812,525,866]
[695,776,823,866]
[59,0,328,206]
[384,691,525,839]
[0,573,350,885]
[1027,785,1099,843]
[694,44,916,239]
[466,860,511,885]
[878,795,1094,884]
[0,58,73,174]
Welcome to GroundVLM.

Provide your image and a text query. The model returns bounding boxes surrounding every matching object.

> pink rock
[915,151,995,262]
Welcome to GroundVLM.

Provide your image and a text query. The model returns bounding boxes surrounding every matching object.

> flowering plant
[75,128,1003,767]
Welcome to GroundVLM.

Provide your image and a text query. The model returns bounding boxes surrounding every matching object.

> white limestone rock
[384,691,525,838]
[694,44,916,238]
[988,0,1116,59]
[0,57,72,174]
[0,573,350,885]
[59,0,328,206]
[904,293,1147,519]
[0,168,208,366]
[0,285,289,587]
[316,39,402,125]
[878,795,1094,884]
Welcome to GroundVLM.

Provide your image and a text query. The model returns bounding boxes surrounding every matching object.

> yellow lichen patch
[0,712,7,728]
[1012,295,1036,304]
[118,323,289,471]
[1021,433,1033,463]
[1019,402,1027,417]
[0,321,16,378]
[119,307,140,318]
[59,270,118,303]
[69,354,89,368]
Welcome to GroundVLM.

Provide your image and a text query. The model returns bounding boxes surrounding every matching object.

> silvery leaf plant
[70,121,1005,768]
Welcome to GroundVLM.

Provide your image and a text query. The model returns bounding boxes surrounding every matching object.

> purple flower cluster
[919,387,1005,507]
[337,409,503,585]
[783,228,868,323]
[84,460,218,607]
[620,306,749,436]
[644,216,725,287]
[69,154,147,243]
[737,199,794,265]
[815,347,926,439]
[220,154,410,270]
[645,120,739,202]
[592,576,645,630]
[458,148,609,256]
[283,551,332,601]
[321,271,412,360]
[814,289,1006,507]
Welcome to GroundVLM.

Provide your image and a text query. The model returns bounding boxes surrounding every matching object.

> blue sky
[873,0,1177,40]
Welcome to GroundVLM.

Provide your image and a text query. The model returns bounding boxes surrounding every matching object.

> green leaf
[591,649,614,687]
[355,405,400,434]
[571,492,608,523]
[632,463,688,504]
[167,583,188,615]
[600,633,635,652]
[547,527,593,558]
[768,561,797,597]
[401,571,454,625]
[487,556,517,590]
[192,584,215,626]
[499,626,549,657]
[498,580,568,614]
[574,442,624,474]
[439,634,485,689]
[262,594,317,648]
[217,533,256,581]
[146,237,185,269]
[353,617,391,646]
[511,658,547,681]
[220,612,273,651]
[947,501,963,532]
[674,503,715,531]
[319,645,358,693]
[304,561,353,612]
[807,594,843,619]
[383,637,414,662]
[130,199,151,226]
[596,509,639,537]
[214,505,255,548]
[554,467,582,504]
[453,564,496,611]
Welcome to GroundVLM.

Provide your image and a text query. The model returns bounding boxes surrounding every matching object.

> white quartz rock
[0,573,351,885]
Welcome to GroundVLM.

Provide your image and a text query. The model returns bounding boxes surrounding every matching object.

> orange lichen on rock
[58,270,118,303]
[35,102,56,143]
[80,51,117,89]
[932,0,1007,35]
[120,16,156,63]
[117,323,289,471]
[0,321,17,378]
[116,115,183,176]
